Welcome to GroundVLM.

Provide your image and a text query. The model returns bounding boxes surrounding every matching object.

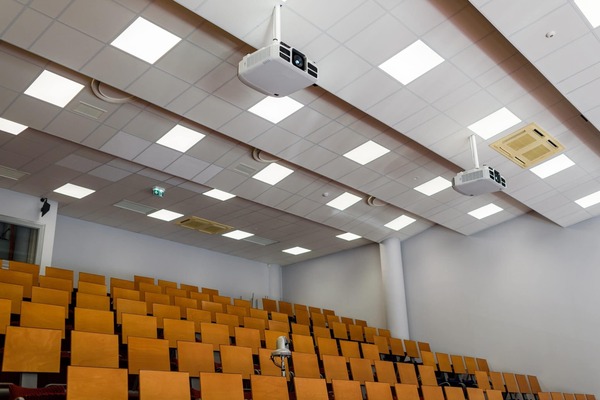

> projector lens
[291,49,306,70]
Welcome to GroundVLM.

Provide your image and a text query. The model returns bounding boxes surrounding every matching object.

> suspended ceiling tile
[2,7,52,50]
[184,95,243,130]
[317,46,373,94]
[164,154,210,180]
[156,41,222,85]
[82,46,151,89]
[327,1,385,43]
[126,67,190,107]
[58,0,135,42]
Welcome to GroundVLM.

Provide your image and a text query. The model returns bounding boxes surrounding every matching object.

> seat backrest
[464,356,478,374]
[77,281,107,296]
[0,298,10,334]
[115,298,146,324]
[20,301,65,338]
[31,286,69,318]
[152,303,181,329]
[127,337,170,374]
[311,312,327,328]
[226,304,249,325]
[139,282,162,296]
[316,336,339,359]
[0,269,33,298]
[295,309,310,325]
[312,325,331,339]
[39,275,72,297]
[422,386,445,400]
[445,386,466,400]
[331,321,348,340]
[291,333,316,354]
[177,341,215,377]
[397,362,418,385]
[363,326,377,343]
[139,370,190,400]
[173,296,197,318]
[489,372,506,391]
[360,343,380,364]
[199,322,230,350]
[270,311,289,323]
[389,338,404,357]
[45,266,74,282]
[418,364,439,387]
[322,354,349,383]
[243,316,266,340]
[332,379,362,400]
[234,298,251,309]
[528,375,542,393]
[234,326,261,355]
[365,381,393,400]
[0,282,23,314]
[163,318,195,348]
[8,261,39,286]
[516,374,532,393]
[250,308,269,321]
[213,295,231,306]
[78,271,105,285]
[339,340,360,360]
[187,308,211,333]
[251,375,290,400]
[373,335,390,354]
[475,370,491,390]
[145,292,170,314]
[261,298,277,312]
[477,358,490,372]
[293,377,328,400]
[74,307,114,334]
[403,339,419,358]
[220,344,255,379]
[167,288,189,300]
[451,354,467,374]
[76,292,110,311]
[190,292,211,303]
[200,372,244,400]
[71,330,119,368]
[134,275,155,288]
[291,322,310,336]
[180,283,198,293]
[467,387,486,400]
[421,351,437,368]
[291,352,320,379]
[374,360,397,385]
[395,384,420,400]
[216,311,239,336]
[348,324,364,342]
[278,301,293,316]
[157,279,177,290]
[2,326,61,373]
[349,357,374,384]
[201,300,224,322]
[437,352,453,373]
[112,287,140,302]
[67,365,128,400]
[110,277,136,293]
[503,372,520,393]
[121,313,157,344]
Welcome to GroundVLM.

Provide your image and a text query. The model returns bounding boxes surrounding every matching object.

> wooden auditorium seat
[162,318,195,348]
[322,354,349,383]
[349,357,375,384]
[0,281,23,314]
[20,301,65,338]
[74,307,114,334]
[152,303,181,329]
[332,379,362,400]
[220,344,255,379]
[374,359,398,385]
[291,333,315,354]
[2,326,61,374]
[176,341,215,377]
[77,281,107,296]
[395,384,421,400]
[234,326,261,355]
[121,313,157,344]
[127,337,170,374]
[0,268,33,298]
[115,298,146,324]
[77,271,106,285]
[0,298,11,334]
[293,377,328,400]
[365,381,394,400]
[423,385,445,400]
[31,286,69,318]
[7,261,40,286]
[251,375,290,400]
[199,322,230,350]
[139,370,190,400]
[199,372,244,400]
[70,330,119,368]
[290,352,321,379]
[66,365,128,400]
[75,291,110,311]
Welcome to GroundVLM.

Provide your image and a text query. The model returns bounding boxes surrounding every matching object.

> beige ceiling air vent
[490,123,564,168]
[0,165,29,181]
[177,216,234,235]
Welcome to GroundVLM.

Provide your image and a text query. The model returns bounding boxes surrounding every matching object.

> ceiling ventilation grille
[0,165,29,181]
[490,123,564,168]
[113,200,157,215]
[72,102,106,119]
[177,216,233,235]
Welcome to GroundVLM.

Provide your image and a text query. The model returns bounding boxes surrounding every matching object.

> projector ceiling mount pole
[272,5,281,43]
[470,134,480,169]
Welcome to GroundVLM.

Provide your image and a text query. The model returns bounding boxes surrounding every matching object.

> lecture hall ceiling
[0,0,599,265]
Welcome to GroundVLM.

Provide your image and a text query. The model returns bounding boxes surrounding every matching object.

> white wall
[0,188,57,268]
[281,243,387,328]
[402,212,600,395]
[53,215,273,303]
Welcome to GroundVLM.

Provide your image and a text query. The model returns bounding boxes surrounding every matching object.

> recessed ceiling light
[156,124,205,152]
[248,96,304,124]
[252,163,294,185]
[414,176,452,196]
[147,209,184,222]
[343,140,390,165]
[336,232,361,241]
[0,118,28,135]
[326,192,362,211]
[379,40,444,85]
[530,154,575,179]
[222,230,254,240]
[24,70,84,107]
[468,203,503,219]
[468,107,521,140]
[111,17,181,64]
[384,215,416,231]
[575,190,600,208]
[203,189,236,201]
[283,246,311,255]
[53,183,95,199]
[575,0,600,28]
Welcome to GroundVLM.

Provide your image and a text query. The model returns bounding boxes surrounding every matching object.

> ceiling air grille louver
[490,123,564,168]
[177,216,233,235]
